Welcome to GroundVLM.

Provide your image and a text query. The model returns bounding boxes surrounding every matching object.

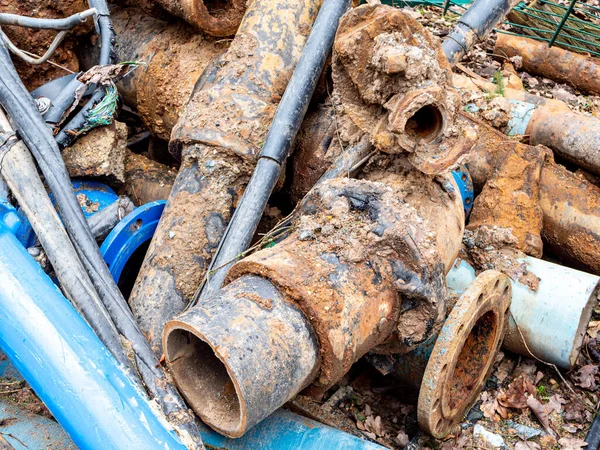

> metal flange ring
[417,270,512,438]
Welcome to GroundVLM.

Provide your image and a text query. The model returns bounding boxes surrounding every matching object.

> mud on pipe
[164,157,466,437]
[129,0,324,354]
[80,6,229,141]
[135,0,247,37]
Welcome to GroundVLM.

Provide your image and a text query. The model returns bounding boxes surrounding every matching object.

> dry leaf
[572,365,598,390]
[564,401,586,424]
[394,431,409,447]
[481,391,508,419]
[498,375,537,409]
[527,394,556,437]
[548,394,568,414]
[516,441,541,450]
[558,437,588,450]
[373,415,384,437]
[563,423,579,433]
[587,321,600,339]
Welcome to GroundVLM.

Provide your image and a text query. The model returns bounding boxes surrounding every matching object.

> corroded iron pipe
[164,158,466,436]
[463,116,600,274]
[525,103,600,176]
[130,0,323,354]
[495,33,600,96]
[135,0,247,37]
[80,7,228,141]
[122,151,177,205]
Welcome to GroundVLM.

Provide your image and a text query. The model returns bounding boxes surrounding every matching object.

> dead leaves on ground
[572,365,598,391]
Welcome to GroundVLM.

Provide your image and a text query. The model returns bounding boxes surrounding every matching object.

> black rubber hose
[442,0,520,66]
[0,41,204,448]
[55,0,115,148]
[586,414,600,450]
[198,0,353,302]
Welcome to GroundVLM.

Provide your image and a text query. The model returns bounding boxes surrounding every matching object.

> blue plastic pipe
[199,409,385,450]
[0,220,185,450]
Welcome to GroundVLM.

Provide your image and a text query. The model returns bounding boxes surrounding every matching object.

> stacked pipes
[162,4,497,438]
[129,0,325,354]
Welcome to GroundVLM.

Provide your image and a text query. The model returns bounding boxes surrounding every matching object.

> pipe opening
[203,0,233,19]
[447,311,498,412]
[166,328,243,435]
[404,104,444,143]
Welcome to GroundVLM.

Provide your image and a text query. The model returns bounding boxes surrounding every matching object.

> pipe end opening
[404,104,445,143]
[165,327,245,437]
[446,310,499,414]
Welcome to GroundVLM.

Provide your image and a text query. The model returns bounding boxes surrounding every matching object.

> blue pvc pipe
[0,221,185,450]
[199,409,385,450]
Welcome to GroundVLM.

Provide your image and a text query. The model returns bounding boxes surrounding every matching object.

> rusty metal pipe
[135,0,247,37]
[197,0,351,301]
[165,164,466,435]
[123,151,177,205]
[129,0,323,355]
[80,7,228,141]
[495,33,600,96]
[526,104,600,176]
[463,117,600,274]
[164,275,319,437]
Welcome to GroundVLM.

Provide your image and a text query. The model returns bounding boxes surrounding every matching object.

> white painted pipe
[447,257,599,369]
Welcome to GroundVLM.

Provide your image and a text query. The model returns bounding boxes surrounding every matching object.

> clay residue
[461,230,540,292]
[467,143,549,258]
[62,121,128,183]
[0,0,91,90]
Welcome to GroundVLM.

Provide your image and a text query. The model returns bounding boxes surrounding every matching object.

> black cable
[197,0,353,302]
[0,40,204,448]
[586,413,600,450]
[55,0,115,148]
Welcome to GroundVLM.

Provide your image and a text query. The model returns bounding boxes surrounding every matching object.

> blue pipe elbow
[0,220,185,450]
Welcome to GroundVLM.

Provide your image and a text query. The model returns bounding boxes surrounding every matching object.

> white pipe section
[447,257,599,368]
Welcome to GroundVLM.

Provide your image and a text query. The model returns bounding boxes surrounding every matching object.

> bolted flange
[417,270,512,438]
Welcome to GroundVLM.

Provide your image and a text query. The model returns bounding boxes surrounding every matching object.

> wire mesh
[379,0,600,57]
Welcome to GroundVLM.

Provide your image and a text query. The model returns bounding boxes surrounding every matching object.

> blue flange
[100,201,166,284]
[16,180,119,248]
[451,165,474,217]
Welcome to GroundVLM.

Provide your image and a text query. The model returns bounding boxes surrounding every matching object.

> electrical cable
[0,8,96,29]
[0,39,204,448]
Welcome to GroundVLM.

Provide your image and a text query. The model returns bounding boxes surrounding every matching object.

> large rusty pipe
[464,116,600,274]
[165,275,320,437]
[135,0,247,37]
[164,164,466,436]
[495,33,600,96]
[129,0,323,354]
[525,103,600,176]
[81,7,228,141]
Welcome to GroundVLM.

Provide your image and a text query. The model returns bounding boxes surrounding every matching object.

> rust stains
[495,33,600,96]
